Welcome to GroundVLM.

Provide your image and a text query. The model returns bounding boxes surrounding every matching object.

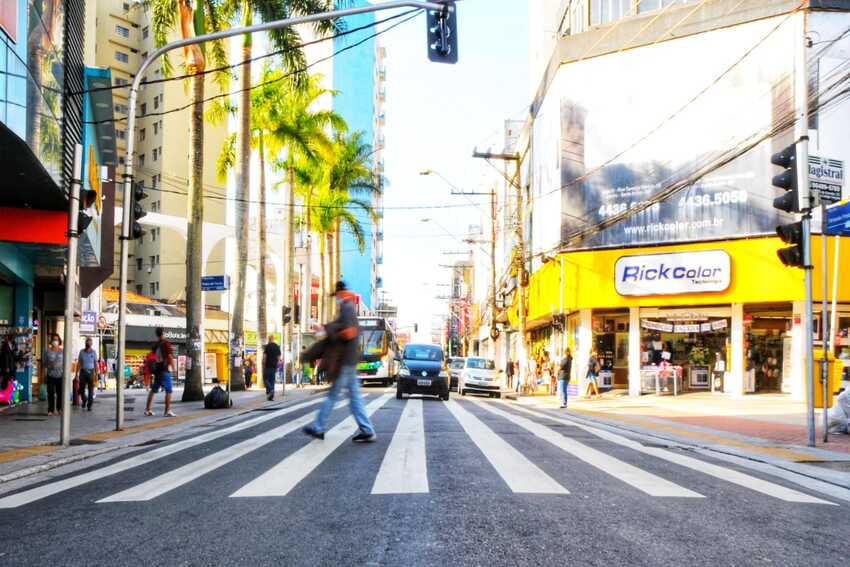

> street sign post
[202,275,231,399]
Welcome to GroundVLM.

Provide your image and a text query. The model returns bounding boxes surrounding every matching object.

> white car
[457,357,501,398]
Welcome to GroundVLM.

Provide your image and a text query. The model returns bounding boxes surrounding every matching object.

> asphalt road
[1,386,847,567]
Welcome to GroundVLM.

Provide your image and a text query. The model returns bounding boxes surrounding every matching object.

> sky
[376,0,530,341]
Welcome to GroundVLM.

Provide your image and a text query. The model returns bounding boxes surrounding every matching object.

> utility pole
[490,185,497,350]
[60,144,83,447]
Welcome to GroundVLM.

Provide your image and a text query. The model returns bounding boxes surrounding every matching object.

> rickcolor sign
[615,250,731,296]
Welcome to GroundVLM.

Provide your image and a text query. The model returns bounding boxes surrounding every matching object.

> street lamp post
[114,1,454,428]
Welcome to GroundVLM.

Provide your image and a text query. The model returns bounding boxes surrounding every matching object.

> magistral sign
[615,250,731,296]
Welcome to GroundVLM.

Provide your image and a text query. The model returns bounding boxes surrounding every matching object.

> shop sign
[641,320,673,332]
[615,250,730,296]
[80,311,97,334]
[809,156,843,205]
[825,200,850,236]
[673,323,700,333]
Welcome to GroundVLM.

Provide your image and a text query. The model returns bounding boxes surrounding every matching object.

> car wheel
[492,393,500,399]
[441,391,449,401]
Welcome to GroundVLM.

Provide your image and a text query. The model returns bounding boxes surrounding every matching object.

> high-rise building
[95,0,228,303]
[332,0,385,312]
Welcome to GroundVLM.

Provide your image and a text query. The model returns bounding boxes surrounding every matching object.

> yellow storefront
[514,236,850,400]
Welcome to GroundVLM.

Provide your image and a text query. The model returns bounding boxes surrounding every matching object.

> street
[1,386,847,567]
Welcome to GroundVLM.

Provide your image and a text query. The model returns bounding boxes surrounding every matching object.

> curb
[0,390,319,485]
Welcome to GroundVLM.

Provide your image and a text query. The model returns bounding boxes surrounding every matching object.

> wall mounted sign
[615,250,731,296]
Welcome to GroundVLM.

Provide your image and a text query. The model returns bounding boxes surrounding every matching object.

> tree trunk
[303,191,313,332]
[183,73,205,401]
[256,132,268,375]
[230,34,252,392]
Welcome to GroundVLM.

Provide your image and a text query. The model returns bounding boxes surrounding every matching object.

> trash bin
[807,349,842,409]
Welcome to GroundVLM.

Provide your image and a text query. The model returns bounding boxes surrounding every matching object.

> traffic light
[282,306,291,325]
[776,221,805,268]
[77,188,97,233]
[130,181,148,240]
[771,143,800,213]
[426,2,457,64]
[414,323,418,333]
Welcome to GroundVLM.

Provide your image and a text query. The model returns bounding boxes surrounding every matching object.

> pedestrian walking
[0,333,15,392]
[302,281,376,443]
[263,338,281,401]
[43,334,64,416]
[585,350,601,400]
[97,357,107,391]
[76,337,97,411]
[144,327,176,417]
[243,355,253,390]
[505,357,514,390]
[557,349,572,408]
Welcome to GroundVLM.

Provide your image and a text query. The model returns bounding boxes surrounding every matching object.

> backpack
[204,385,232,409]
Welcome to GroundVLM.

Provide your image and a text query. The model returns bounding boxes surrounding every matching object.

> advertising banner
[80,311,97,334]
[615,250,731,297]
[548,16,799,250]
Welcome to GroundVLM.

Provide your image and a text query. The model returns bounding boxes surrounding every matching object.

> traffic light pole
[821,202,829,443]
[114,1,454,422]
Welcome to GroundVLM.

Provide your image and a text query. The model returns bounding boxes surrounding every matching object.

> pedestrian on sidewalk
[243,355,253,390]
[557,349,572,408]
[505,357,514,390]
[76,337,97,411]
[1,333,15,392]
[585,350,601,400]
[302,281,376,443]
[43,334,64,416]
[144,327,176,417]
[263,338,281,401]
[97,357,107,391]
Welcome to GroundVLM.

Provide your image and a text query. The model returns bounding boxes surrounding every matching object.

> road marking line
[471,399,701,498]
[231,394,392,498]
[372,398,428,494]
[0,396,328,509]
[445,400,568,495]
[98,402,348,502]
[507,403,835,505]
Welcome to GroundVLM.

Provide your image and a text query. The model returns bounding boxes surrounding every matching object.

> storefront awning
[205,329,228,344]
[0,121,66,211]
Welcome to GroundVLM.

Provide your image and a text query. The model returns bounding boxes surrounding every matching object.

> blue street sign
[201,275,230,291]
[825,201,850,236]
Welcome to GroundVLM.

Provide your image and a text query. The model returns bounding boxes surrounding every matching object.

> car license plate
[417,379,432,386]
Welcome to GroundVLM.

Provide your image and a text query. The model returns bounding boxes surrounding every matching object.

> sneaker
[352,431,376,443]
[144,410,154,416]
[267,394,273,401]
[87,406,92,411]
[302,426,324,440]
[164,411,176,417]
[46,411,54,417]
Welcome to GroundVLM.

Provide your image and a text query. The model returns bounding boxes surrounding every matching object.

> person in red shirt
[144,327,176,417]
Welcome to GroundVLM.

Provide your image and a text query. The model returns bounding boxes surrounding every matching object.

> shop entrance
[639,308,730,395]
[744,306,792,393]
[592,311,630,390]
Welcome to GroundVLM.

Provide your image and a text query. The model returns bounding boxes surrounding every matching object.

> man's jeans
[312,365,374,435]
[557,378,569,407]
[263,367,276,396]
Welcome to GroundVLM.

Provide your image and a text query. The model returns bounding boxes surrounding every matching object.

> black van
[396,344,449,401]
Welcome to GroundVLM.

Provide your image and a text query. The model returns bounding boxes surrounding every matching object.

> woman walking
[585,350,602,400]
[44,334,64,416]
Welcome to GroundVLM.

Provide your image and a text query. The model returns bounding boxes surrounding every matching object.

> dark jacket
[0,340,15,378]
[558,354,572,381]
[324,293,360,368]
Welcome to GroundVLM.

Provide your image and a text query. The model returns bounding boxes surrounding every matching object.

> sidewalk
[507,389,850,464]
[0,383,328,481]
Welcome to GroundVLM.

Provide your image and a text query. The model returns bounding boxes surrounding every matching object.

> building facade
[505,0,850,399]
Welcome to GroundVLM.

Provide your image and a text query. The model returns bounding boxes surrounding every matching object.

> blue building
[333,0,385,311]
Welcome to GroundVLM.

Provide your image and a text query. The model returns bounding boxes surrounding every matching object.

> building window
[114,103,128,115]
[152,148,158,161]
[153,122,159,135]
[139,128,145,142]
[142,26,149,39]
[115,25,130,38]
[119,156,126,165]
[155,255,160,265]
[149,255,156,267]
[139,154,145,168]
[114,77,128,87]
[135,284,143,295]
[149,282,157,296]
[115,50,129,64]
[123,2,130,12]
[140,103,147,115]
[153,96,159,110]
[141,51,148,59]
[136,258,142,271]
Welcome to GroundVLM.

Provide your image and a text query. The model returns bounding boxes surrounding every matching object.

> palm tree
[143,0,230,402]
[227,0,339,392]
[326,130,381,306]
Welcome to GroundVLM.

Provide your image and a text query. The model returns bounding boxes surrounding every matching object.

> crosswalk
[0,393,846,509]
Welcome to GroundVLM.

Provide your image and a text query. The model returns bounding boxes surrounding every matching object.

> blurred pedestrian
[557,349,572,408]
[97,357,107,391]
[585,350,601,400]
[0,333,14,392]
[505,357,514,390]
[43,334,64,416]
[144,327,176,417]
[263,338,281,401]
[76,337,97,411]
[302,281,376,443]
[243,355,253,390]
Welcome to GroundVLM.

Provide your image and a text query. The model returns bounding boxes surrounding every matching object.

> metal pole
[821,204,829,443]
[796,10,815,447]
[60,144,83,447]
[514,160,527,394]
[829,234,839,347]
[114,0,454,411]
[227,283,231,403]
